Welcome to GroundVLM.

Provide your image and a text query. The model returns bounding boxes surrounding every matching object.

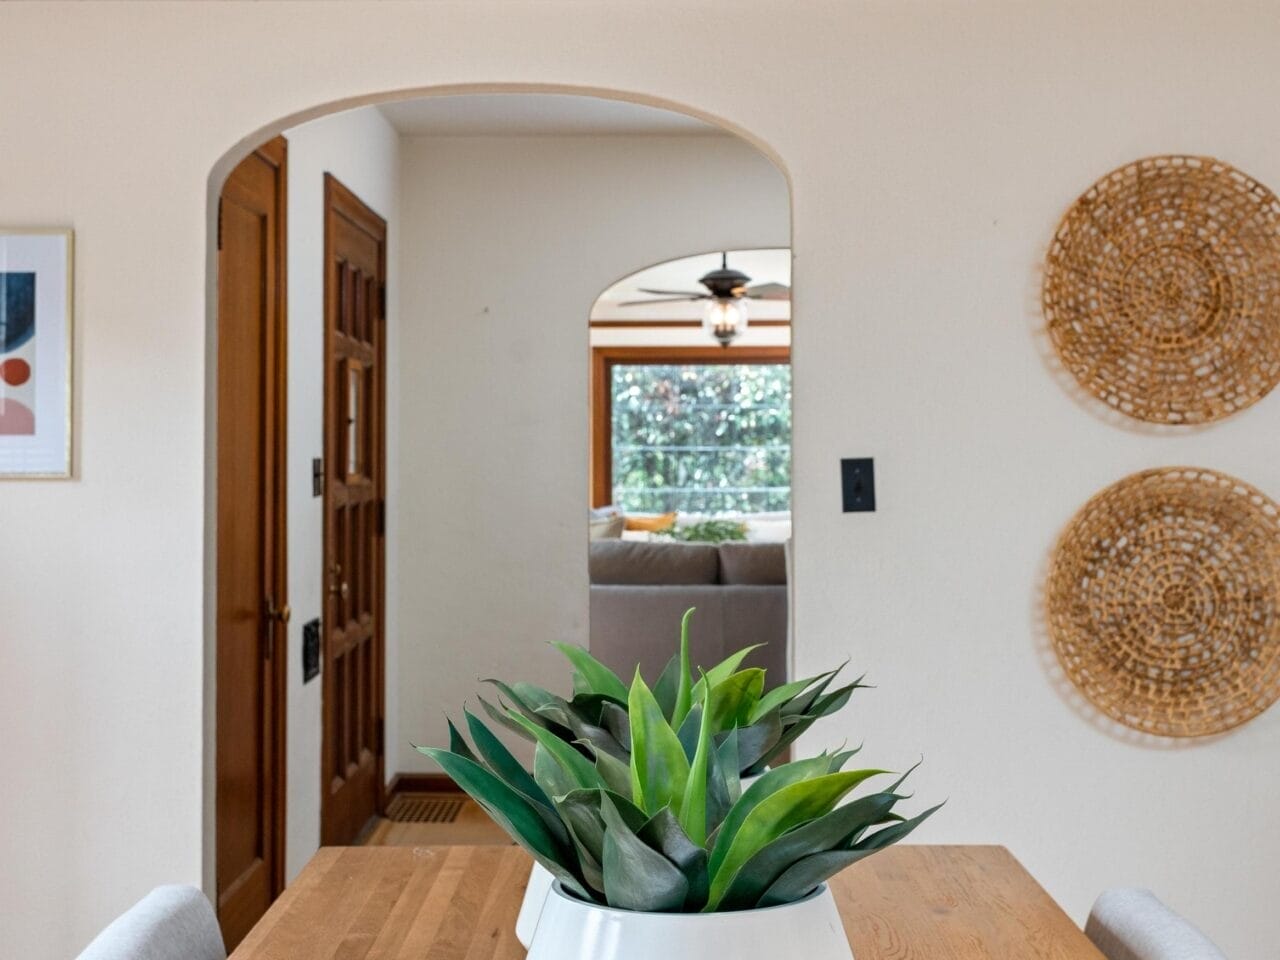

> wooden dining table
[230,844,1105,959]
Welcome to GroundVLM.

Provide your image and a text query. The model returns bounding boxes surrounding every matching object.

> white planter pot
[514,771,770,948]
[515,862,557,948]
[526,881,853,960]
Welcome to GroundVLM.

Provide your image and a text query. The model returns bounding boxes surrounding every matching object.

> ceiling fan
[619,252,790,346]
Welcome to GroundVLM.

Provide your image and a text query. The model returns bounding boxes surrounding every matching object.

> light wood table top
[231,844,1104,959]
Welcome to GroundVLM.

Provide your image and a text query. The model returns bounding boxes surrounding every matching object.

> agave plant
[476,608,865,778]
[417,615,940,914]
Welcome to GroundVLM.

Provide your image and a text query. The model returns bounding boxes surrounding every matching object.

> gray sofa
[589,539,788,684]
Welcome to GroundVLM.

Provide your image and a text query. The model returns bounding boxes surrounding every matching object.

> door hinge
[376,498,386,536]
[376,717,385,756]
[378,283,387,319]
[216,198,223,251]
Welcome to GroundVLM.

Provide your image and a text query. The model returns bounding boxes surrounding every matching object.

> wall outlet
[841,458,875,512]
[302,618,321,683]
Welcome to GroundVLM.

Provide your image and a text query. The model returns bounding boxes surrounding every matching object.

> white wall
[395,135,788,771]
[2,3,1279,958]
[279,106,400,881]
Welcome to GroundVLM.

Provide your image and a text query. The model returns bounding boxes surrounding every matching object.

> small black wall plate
[302,618,321,683]
[841,458,875,512]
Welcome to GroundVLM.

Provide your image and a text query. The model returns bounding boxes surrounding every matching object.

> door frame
[214,135,288,924]
[320,173,388,838]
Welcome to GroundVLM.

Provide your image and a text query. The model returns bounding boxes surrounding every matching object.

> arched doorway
[206,86,792,946]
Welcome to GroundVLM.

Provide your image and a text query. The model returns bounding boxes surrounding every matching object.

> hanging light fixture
[702,296,749,347]
[698,253,751,347]
[618,251,789,347]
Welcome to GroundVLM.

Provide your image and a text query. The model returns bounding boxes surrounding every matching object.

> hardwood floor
[360,792,511,847]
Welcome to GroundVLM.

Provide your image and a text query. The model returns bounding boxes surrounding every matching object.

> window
[591,347,791,514]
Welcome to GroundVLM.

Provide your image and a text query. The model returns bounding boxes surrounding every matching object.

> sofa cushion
[590,587,726,681]
[588,514,625,540]
[718,542,787,585]
[589,540,720,585]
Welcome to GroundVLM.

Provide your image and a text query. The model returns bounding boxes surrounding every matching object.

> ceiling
[378,93,721,137]
[591,248,791,322]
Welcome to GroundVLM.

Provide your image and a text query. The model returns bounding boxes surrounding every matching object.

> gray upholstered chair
[76,885,225,960]
[1085,888,1227,960]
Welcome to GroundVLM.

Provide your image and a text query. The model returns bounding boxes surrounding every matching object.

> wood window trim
[590,345,791,509]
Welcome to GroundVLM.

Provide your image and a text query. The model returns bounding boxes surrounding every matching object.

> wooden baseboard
[386,772,461,796]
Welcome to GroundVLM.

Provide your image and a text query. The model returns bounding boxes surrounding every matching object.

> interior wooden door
[215,136,288,951]
[321,174,387,845]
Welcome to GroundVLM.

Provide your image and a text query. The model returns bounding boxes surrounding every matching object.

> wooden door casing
[321,174,387,846]
[215,136,288,951]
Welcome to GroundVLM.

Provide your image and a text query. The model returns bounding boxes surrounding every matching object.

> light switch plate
[841,458,875,512]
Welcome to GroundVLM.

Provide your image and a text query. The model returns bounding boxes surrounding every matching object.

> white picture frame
[0,229,73,478]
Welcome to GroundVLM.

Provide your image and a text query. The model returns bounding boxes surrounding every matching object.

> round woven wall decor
[1046,467,1280,737]
[1043,155,1280,424]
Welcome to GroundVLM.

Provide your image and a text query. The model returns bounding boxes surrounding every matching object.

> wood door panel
[321,174,387,846]
[216,137,287,952]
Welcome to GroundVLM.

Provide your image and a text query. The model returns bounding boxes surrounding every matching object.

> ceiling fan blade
[638,287,709,297]
[618,296,706,307]
[745,282,790,300]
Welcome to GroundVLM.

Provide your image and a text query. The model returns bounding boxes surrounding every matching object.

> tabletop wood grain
[230,845,1105,959]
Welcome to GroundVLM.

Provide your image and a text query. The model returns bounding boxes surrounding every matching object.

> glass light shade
[703,297,748,346]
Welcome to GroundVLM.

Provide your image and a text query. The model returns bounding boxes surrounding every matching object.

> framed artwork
[0,229,72,478]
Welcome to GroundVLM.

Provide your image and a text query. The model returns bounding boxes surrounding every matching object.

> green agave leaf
[446,718,480,763]
[533,696,628,762]
[483,679,564,736]
[707,756,839,879]
[763,715,814,759]
[716,728,742,805]
[652,652,681,719]
[416,747,588,899]
[676,704,702,761]
[756,802,943,908]
[810,681,859,718]
[552,642,629,703]
[553,791,608,894]
[462,708,551,809]
[755,847,885,908]
[599,700,632,749]
[629,669,690,815]
[884,758,921,795]
[601,795,689,912]
[691,644,766,705]
[705,669,766,730]
[778,666,848,717]
[825,745,863,773]
[679,678,715,846]
[568,694,627,734]
[715,791,900,910]
[706,767,887,909]
[639,807,710,911]
[583,741,633,796]
[734,709,784,774]
[671,608,697,729]
[508,711,601,792]
[533,743,579,801]
[748,672,831,725]
[853,801,944,851]
[476,694,529,738]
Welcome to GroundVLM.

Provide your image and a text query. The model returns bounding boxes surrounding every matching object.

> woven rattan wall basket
[1043,155,1280,424]
[1046,467,1280,737]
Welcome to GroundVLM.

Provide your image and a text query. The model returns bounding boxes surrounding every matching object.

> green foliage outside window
[611,363,791,515]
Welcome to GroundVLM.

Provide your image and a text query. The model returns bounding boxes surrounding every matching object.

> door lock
[329,563,349,599]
